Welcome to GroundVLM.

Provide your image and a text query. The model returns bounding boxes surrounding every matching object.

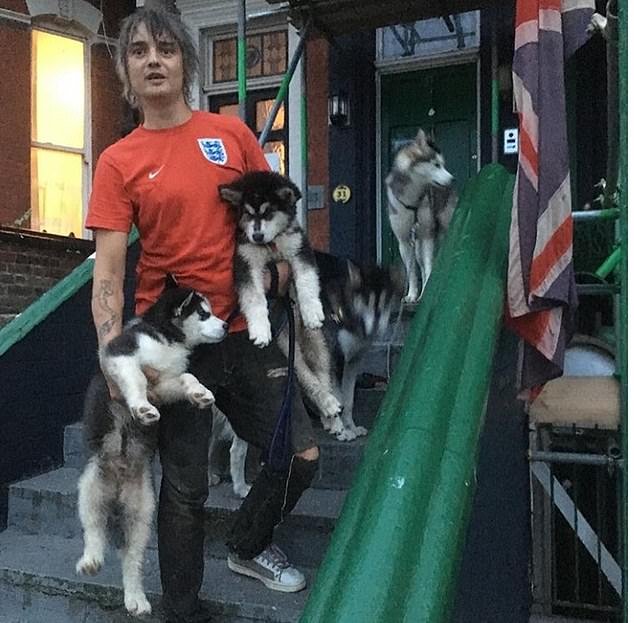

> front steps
[0,531,308,622]
[0,308,412,622]
[0,387,389,623]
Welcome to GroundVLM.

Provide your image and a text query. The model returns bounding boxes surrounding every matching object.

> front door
[380,63,478,265]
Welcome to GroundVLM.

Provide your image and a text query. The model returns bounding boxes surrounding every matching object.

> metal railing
[529,425,624,620]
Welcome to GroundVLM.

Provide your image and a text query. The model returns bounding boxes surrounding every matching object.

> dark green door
[380,63,478,265]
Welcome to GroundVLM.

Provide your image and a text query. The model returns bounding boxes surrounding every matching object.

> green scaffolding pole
[258,19,311,147]
[618,1,627,621]
[595,244,622,280]
[237,0,247,121]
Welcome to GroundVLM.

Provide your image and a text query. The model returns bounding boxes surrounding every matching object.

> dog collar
[394,185,434,211]
[394,194,423,211]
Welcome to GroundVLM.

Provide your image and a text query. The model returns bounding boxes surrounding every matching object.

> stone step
[0,313,18,329]
[63,388,385,491]
[8,467,348,569]
[0,529,308,622]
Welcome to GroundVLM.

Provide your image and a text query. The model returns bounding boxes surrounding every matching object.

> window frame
[208,88,289,174]
[201,20,289,95]
[30,26,91,239]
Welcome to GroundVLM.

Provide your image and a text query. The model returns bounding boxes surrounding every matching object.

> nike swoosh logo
[148,166,164,180]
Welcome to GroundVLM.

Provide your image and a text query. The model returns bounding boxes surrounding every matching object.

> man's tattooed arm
[90,230,127,350]
[90,229,128,400]
[94,278,121,345]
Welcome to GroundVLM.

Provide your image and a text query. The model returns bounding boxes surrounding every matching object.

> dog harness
[392,188,439,247]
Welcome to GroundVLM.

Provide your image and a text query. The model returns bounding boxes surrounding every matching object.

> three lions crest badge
[198,138,228,165]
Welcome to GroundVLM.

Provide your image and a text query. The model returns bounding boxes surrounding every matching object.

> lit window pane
[32,30,84,148]
[219,104,240,117]
[31,148,83,237]
[263,141,285,175]
[256,100,285,132]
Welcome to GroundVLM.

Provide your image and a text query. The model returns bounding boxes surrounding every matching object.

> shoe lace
[260,544,290,570]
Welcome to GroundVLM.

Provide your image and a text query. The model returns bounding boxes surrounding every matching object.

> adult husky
[76,285,227,616]
[316,252,401,440]
[386,129,457,302]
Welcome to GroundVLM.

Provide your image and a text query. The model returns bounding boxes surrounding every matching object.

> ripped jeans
[157,330,318,619]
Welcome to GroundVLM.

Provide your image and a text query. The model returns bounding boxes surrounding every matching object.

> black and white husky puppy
[219,171,325,346]
[219,171,343,425]
[317,253,401,440]
[76,285,227,616]
[386,129,457,303]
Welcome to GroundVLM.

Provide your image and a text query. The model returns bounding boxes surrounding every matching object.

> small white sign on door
[503,128,519,155]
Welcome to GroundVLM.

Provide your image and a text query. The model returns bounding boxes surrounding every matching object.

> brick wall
[0,17,31,229]
[91,43,129,172]
[306,37,330,252]
[0,229,94,319]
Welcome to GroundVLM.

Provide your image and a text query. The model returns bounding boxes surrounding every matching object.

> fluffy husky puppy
[99,287,227,424]
[386,129,458,303]
[219,171,343,426]
[317,253,401,440]
[219,171,325,347]
[76,286,227,616]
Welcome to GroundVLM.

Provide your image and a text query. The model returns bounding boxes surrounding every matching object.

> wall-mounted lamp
[497,64,513,101]
[328,91,350,127]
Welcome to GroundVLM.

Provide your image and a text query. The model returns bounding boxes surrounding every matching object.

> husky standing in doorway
[386,129,458,303]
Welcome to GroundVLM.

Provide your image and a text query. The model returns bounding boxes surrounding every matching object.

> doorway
[379,62,478,265]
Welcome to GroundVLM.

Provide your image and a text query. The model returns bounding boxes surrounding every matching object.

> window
[210,90,287,174]
[377,12,480,61]
[205,26,289,175]
[30,30,86,238]
[211,29,287,84]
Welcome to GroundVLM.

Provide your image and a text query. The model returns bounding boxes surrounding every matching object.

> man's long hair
[115,8,199,109]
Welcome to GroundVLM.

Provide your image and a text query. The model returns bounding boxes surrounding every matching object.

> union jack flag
[506,0,595,395]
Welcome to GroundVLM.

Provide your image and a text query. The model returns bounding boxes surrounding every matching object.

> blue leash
[265,294,295,472]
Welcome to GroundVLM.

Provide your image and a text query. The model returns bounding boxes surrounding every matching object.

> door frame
[375,50,481,263]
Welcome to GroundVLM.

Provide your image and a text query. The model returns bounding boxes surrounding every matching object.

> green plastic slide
[300,164,514,623]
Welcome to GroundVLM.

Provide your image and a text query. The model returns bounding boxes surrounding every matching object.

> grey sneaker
[227,544,306,593]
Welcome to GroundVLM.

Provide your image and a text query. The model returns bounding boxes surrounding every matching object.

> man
[86,8,319,622]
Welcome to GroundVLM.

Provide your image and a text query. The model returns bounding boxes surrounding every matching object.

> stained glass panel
[211,30,287,84]
[214,37,237,82]
[262,31,287,76]
[247,35,262,78]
